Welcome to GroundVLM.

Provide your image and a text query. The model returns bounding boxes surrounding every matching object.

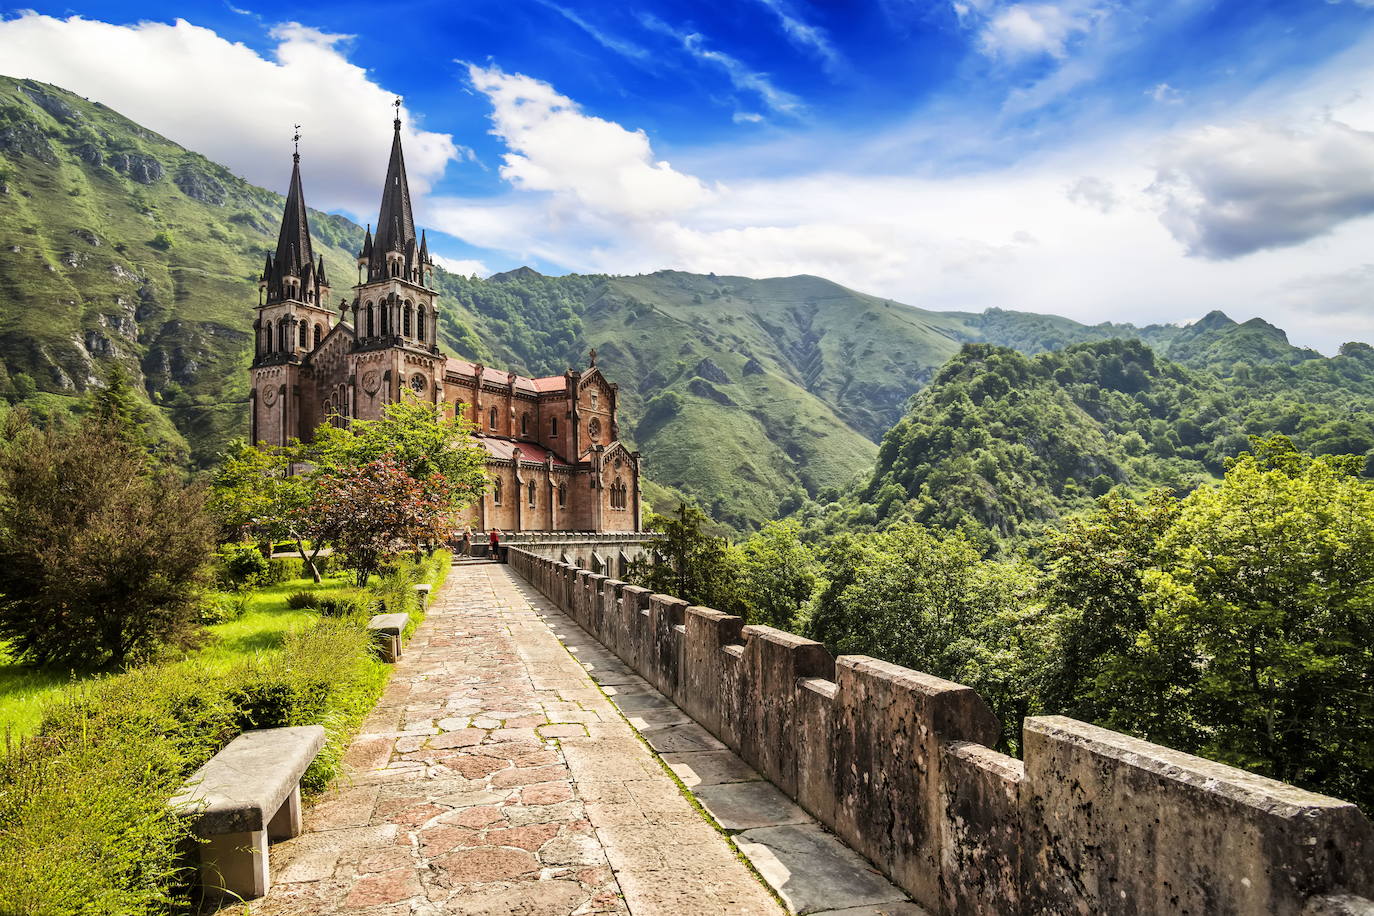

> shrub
[285,590,318,610]
[316,590,378,620]
[0,419,216,669]
[199,590,251,624]
[217,543,268,588]
[263,557,303,584]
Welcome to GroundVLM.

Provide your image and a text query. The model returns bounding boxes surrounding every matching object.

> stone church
[248,117,642,533]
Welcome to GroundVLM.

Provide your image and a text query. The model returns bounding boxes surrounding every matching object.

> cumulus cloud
[0,12,457,218]
[431,254,490,278]
[1152,118,1374,259]
[1066,176,1118,213]
[466,64,712,218]
[977,2,1101,60]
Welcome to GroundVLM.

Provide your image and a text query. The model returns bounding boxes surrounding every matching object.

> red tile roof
[445,359,568,395]
[476,435,573,468]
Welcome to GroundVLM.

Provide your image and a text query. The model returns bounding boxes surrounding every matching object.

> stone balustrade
[507,546,1374,916]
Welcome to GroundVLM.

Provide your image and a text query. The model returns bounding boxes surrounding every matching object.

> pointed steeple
[369,114,417,280]
[359,223,373,263]
[266,150,315,303]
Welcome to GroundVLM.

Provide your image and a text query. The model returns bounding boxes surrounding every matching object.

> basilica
[248,117,642,533]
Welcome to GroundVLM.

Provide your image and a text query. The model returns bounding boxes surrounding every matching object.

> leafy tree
[86,364,150,449]
[735,520,816,629]
[207,440,324,580]
[0,416,214,669]
[1110,437,1374,806]
[304,397,487,513]
[629,503,742,611]
[301,454,456,587]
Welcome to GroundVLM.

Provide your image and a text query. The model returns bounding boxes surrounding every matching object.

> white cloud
[531,0,650,62]
[465,64,712,218]
[1066,176,1118,213]
[639,16,805,119]
[0,12,458,219]
[431,254,490,278]
[1147,82,1184,103]
[753,0,846,75]
[1152,118,1374,259]
[977,3,1101,60]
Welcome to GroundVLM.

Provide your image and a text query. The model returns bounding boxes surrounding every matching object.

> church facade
[248,118,642,533]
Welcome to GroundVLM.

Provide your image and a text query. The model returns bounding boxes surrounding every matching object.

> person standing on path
[458,528,472,558]
[488,527,502,562]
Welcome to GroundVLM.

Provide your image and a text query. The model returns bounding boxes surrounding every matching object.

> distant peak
[490,266,543,283]
[1192,310,1236,330]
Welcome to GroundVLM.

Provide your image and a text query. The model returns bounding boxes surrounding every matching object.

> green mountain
[0,75,1364,534]
[806,337,1374,546]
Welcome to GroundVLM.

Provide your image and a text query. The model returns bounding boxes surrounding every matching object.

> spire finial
[589,348,597,367]
[393,97,402,131]
[292,124,301,162]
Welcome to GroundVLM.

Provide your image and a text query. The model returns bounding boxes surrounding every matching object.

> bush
[0,420,217,669]
[285,590,318,610]
[0,620,389,907]
[263,557,303,584]
[218,543,269,588]
[199,590,251,624]
[316,590,378,620]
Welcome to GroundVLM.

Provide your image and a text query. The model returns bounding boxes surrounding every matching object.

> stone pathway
[235,563,783,915]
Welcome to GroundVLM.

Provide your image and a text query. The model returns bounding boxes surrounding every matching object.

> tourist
[488,527,502,561]
[458,527,471,557]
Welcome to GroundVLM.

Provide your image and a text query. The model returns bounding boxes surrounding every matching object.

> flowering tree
[300,454,457,587]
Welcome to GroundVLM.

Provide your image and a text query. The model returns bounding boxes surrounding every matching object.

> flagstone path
[239,562,784,915]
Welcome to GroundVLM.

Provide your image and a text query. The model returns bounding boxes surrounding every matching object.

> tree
[1113,437,1374,806]
[304,397,487,514]
[207,440,323,581]
[629,503,742,611]
[86,364,150,449]
[735,520,816,629]
[0,417,214,669]
[301,454,456,587]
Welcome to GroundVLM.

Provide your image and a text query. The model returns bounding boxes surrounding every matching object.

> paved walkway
[242,563,782,915]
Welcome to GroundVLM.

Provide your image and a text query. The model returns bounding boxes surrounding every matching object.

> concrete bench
[367,612,409,662]
[171,725,325,900]
[413,583,432,607]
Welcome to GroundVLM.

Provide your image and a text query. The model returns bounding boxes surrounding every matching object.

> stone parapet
[506,547,1374,916]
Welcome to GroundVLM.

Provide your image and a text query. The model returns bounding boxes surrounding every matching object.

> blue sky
[3,1,1374,350]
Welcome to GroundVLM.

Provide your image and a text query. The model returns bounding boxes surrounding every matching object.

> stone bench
[171,725,325,900]
[413,583,431,607]
[367,612,409,662]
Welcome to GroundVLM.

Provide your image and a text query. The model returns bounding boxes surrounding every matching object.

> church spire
[265,144,315,303]
[368,102,418,281]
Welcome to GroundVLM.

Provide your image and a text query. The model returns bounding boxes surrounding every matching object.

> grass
[0,554,454,742]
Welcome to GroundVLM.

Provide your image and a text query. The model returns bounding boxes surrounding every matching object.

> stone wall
[505,533,655,581]
[508,547,1374,916]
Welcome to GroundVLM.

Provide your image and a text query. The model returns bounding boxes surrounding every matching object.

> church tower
[250,148,336,446]
[347,111,442,420]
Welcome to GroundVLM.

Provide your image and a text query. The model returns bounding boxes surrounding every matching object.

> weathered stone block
[738,626,834,800]
[646,595,688,700]
[600,579,626,656]
[940,740,1023,916]
[795,676,837,827]
[683,606,744,735]
[831,656,999,910]
[1022,716,1374,916]
[619,585,652,670]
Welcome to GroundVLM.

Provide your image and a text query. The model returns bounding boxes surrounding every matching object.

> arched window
[489,406,498,430]
[263,320,272,353]
[527,479,536,507]
[278,321,288,352]
[403,302,412,337]
[381,299,390,335]
[298,321,307,348]
[520,413,529,436]
[550,416,558,437]
[455,399,465,419]
[557,482,567,507]
[366,302,374,337]
[493,477,502,506]
[314,324,323,348]
[416,305,426,342]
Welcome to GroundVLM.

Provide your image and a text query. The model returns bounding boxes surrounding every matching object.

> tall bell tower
[250,140,336,446]
[348,104,442,419]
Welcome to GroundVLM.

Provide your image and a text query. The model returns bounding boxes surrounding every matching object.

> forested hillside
[801,337,1374,547]
[1,75,1369,534]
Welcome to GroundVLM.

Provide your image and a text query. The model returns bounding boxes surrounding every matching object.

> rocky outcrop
[175,164,227,205]
[108,152,164,184]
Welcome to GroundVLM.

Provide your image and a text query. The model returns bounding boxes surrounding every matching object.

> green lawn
[0,574,356,741]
